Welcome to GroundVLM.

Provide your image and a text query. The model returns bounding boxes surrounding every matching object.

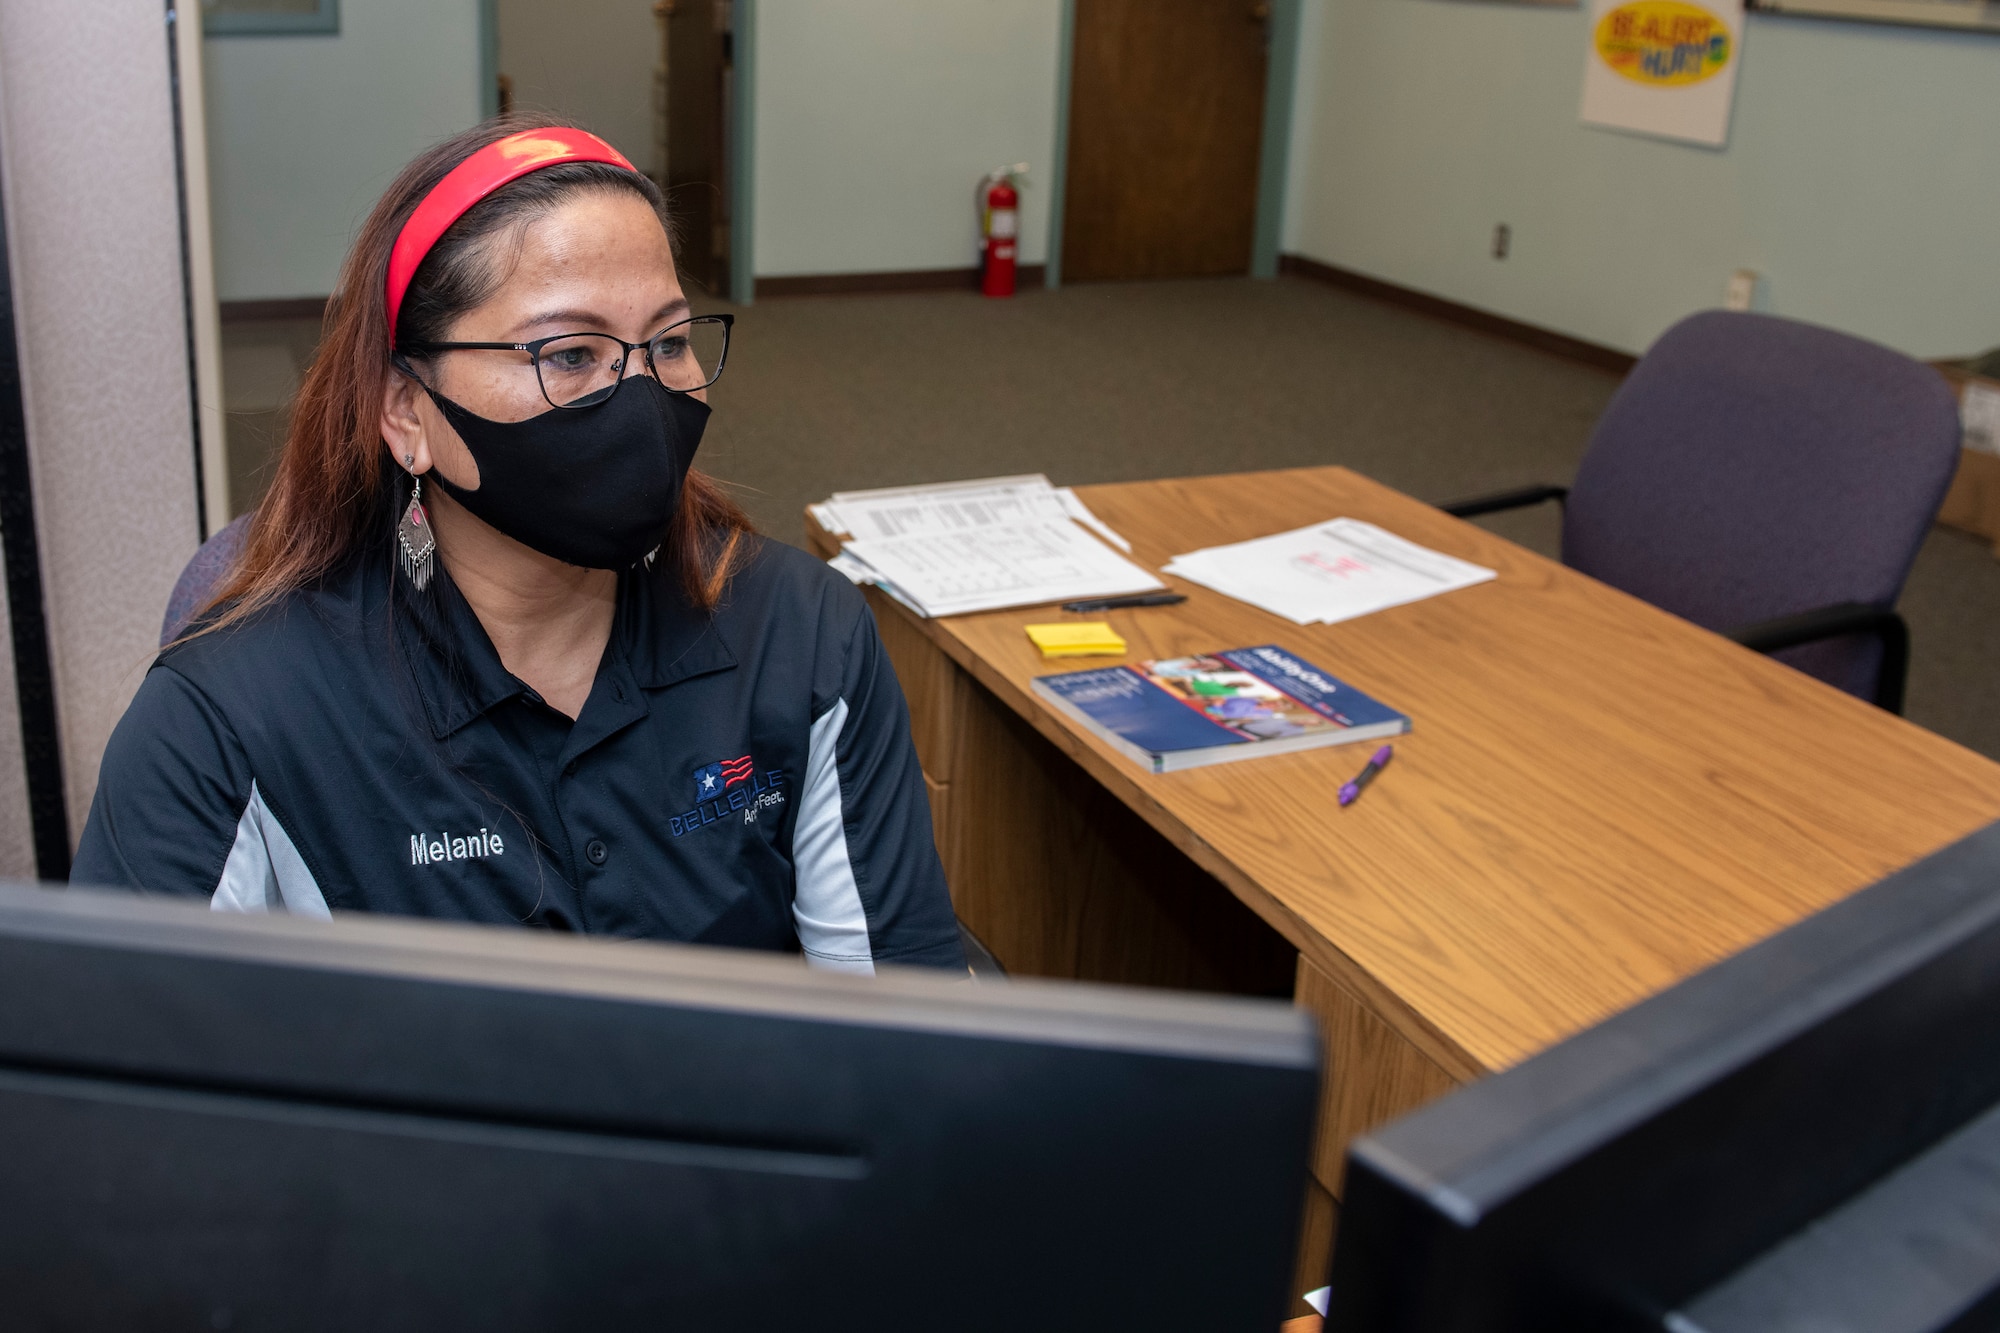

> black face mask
[417,373,708,570]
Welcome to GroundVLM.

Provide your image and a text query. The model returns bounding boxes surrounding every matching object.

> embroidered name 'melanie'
[411,828,504,866]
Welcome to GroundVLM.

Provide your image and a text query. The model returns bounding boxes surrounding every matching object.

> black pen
[1060,593,1188,614]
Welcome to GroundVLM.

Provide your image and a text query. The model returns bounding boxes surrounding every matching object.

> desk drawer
[1295,957,1461,1198]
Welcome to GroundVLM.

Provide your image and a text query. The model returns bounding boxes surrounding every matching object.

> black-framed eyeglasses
[400,313,732,411]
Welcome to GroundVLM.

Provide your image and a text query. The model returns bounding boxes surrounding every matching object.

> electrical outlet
[1726,269,1760,312]
[1492,224,1511,261]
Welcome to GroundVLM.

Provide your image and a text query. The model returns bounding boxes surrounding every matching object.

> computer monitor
[0,884,1319,1331]
[1330,819,2000,1333]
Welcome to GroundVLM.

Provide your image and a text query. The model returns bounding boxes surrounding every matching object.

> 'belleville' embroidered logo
[674,754,785,837]
[411,828,504,866]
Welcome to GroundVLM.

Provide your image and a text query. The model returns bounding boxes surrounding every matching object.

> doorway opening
[494,0,734,301]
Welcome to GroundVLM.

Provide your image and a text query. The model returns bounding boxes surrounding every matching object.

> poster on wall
[1579,0,1745,148]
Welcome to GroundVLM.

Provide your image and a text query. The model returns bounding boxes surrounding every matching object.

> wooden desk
[806,466,2000,1305]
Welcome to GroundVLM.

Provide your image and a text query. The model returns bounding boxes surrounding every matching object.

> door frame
[730,0,757,305]
[1044,0,1301,289]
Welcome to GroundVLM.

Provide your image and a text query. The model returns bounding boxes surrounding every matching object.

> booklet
[1032,644,1410,774]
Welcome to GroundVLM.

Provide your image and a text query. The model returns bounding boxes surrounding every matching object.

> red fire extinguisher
[979,164,1026,298]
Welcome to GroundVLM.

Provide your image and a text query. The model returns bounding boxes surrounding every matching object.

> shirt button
[585,839,608,866]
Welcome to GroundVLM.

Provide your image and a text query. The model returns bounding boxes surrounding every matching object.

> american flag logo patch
[694,755,755,800]
[674,755,787,839]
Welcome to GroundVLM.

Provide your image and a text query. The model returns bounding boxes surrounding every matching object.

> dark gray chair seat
[1442,311,1961,713]
[160,513,251,647]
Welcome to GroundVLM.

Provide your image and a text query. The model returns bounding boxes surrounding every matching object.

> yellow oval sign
[1594,0,1732,86]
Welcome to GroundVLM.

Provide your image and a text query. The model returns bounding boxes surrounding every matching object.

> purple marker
[1338,744,1395,808]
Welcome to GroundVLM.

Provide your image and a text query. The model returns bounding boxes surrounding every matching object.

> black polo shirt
[73,537,965,973]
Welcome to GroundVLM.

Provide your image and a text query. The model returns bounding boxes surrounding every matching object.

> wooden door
[1061,0,1271,282]
[663,0,731,298]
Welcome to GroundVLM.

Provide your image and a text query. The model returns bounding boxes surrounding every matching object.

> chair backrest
[1562,311,1962,701]
[160,514,252,648]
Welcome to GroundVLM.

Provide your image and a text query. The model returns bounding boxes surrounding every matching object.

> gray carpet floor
[223,274,2000,761]
[700,276,1612,535]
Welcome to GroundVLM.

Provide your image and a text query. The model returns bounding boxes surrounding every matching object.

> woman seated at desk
[74,118,964,974]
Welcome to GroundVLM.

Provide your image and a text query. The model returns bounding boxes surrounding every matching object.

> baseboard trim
[1278,254,1636,376]
[755,265,1047,299]
[220,297,328,323]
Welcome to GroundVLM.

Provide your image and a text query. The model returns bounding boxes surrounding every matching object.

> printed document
[1165,519,1495,625]
[842,521,1162,619]
[816,474,1133,551]
[817,473,1155,617]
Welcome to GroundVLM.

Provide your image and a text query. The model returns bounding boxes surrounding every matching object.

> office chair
[161,513,251,646]
[1441,311,1962,713]
[158,514,1008,978]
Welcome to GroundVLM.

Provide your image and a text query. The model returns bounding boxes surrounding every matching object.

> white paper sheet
[841,521,1163,618]
[1962,381,2000,456]
[825,550,876,585]
[1055,487,1133,552]
[830,474,1048,506]
[1165,519,1495,626]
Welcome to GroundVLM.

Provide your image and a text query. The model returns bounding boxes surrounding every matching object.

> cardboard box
[1933,362,2000,558]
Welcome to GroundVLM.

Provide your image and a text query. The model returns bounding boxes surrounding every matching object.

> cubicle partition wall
[0,0,216,877]
[0,180,58,880]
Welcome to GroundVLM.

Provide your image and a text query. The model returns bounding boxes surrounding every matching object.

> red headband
[385,127,635,344]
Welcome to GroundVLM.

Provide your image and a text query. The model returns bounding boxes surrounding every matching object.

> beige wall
[204,0,484,301]
[501,0,1072,280]
[0,0,204,854]
[751,0,1065,277]
[496,0,658,168]
[1280,0,2000,359]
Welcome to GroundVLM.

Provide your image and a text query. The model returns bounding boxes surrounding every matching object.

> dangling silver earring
[398,472,436,590]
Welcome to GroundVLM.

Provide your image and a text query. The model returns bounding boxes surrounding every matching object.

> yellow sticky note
[1025,622,1127,658]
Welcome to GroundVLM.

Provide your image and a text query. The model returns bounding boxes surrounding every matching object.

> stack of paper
[811,474,1132,551]
[1165,518,1495,626]
[817,475,1162,618]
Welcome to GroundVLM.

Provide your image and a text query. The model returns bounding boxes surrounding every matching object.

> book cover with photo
[1033,645,1409,774]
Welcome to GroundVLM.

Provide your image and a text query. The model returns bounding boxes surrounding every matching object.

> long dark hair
[200,114,751,636]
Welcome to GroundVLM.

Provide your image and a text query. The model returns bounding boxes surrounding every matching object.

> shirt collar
[616,559,739,690]
[396,559,737,741]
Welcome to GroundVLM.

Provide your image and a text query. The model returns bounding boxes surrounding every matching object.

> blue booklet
[1032,645,1410,774]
